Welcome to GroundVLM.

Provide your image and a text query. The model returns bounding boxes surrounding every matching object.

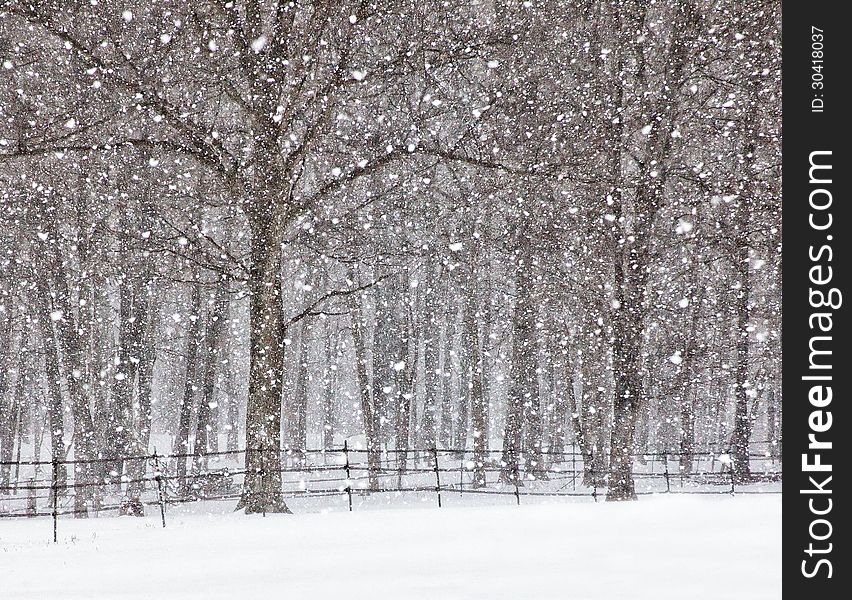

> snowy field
[1,495,780,600]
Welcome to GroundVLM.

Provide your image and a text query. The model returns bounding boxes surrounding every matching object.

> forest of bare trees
[0,0,781,513]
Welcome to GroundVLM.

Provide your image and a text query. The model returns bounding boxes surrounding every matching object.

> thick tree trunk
[60,311,97,516]
[501,250,536,484]
[606,0,699,501]
[239,214,289,513]
[608,236,648,501]
[730,246,753,482]
[109,273,141,490]
[608,334,642,501]
[124,288,157,516]
[608,215,651,500]
[34,294,67,489]
[729,127,758,482]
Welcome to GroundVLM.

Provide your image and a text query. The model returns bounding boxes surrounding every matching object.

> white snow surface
[1,495,780,599]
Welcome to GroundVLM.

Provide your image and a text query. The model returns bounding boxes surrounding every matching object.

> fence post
[663,455,671,493]
[513,460,520,506]
[152,449,167,528]
[51,456,59,543]
[343,441,352,512]
[459,457,464,496]
[431,447,442,508]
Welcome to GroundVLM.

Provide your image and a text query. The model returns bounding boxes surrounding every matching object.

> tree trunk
[730,246,753,482]
[0,346,26,489]
[322,320,337,451]
[608,334,641,500]
[567,370,595,485]
[348,280,380,489]
[239,210,289,514]
[467,287,488,488]
[34,296,67,489]
[606,0,700,501]
[124,285,157,515]
[420,260,441,450]
[547,336,570,459]
[33,219,97,515]
[394,275,416,474]
[225,365,240,453]
[501,249,536,484]
[109,272,142,493]
[0,312,15,489]
[439,297,457,448]
[175,283,202,493]
[453,305,471,454]
[195,288,228,475]
[524,304,546,478]
[287,324,309,463]
[0,311,11,437]
[766,388,779,461]
[677,286,704,475]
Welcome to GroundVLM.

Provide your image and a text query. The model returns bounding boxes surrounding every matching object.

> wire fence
[0,444,781,542]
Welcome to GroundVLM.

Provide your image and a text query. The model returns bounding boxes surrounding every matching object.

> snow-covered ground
[1,495,780,600]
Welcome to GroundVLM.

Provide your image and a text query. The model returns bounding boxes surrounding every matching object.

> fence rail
[0,445,781,542]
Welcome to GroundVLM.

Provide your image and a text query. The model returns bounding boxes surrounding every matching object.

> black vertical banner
[783,2,848,596]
